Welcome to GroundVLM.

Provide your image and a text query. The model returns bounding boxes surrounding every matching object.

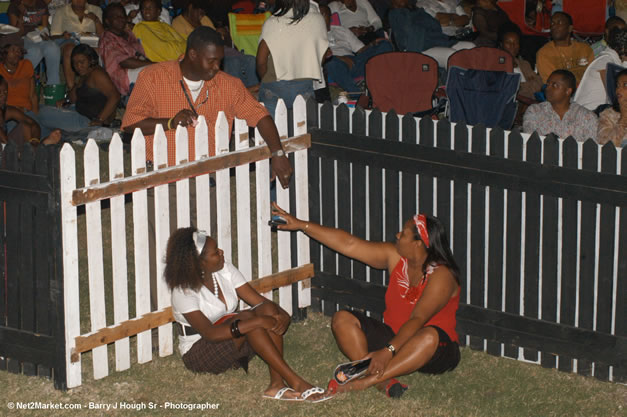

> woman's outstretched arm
[272,202,398,270]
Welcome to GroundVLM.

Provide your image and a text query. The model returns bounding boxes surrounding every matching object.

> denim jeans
[24,38,62,85]
[259,79,314,118]
[223,54,259,88]
[325,41,393,93]
[35,105,90,132]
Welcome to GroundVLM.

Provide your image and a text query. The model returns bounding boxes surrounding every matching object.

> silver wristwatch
[271,149,285,157]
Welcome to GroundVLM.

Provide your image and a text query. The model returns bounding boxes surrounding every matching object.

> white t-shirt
[417,0,467,36]
[171,261,247,356]
[574,48,625,111]
[328,25,364,57]
[259,6,328,82]
[328,0,382,31]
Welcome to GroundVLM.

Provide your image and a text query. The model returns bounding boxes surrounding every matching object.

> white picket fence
[60,97,311,388]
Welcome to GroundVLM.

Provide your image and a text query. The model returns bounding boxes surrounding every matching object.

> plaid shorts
[182,337,256,374]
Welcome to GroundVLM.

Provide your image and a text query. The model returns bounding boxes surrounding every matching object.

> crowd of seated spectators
[0,0,624,150]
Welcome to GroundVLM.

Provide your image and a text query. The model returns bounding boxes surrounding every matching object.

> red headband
[413,214,430,248]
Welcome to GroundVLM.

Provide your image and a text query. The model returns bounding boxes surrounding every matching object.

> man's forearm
[256,115,284,153]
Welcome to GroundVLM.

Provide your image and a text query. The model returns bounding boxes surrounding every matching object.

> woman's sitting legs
[24,39,62,85]
[236,302,316,398]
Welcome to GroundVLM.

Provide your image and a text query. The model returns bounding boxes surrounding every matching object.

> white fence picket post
[131,128,152,364]
[215,112,232,260]
[255,125,272,299]
[235,118,253,310]
[176,125,191,228]
[293,96,311,308]
[60,144,81,388]
[194,116,211,234]
[108,134,130,371]
[154,124,173,357]
[83,139,109,380]
[274,99,292,315]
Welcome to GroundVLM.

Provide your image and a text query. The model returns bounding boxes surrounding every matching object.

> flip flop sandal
[300,387,334,403]
[262,387,303,401]
[385,378,408,399]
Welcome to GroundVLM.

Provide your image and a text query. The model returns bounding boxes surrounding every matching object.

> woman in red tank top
[272,202,461,399]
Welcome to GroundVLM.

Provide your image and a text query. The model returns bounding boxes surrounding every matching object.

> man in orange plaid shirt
[122,26,293,188]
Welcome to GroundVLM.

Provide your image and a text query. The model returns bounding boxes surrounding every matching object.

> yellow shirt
[132,21,186,62]
[171,15,215,39]
[536,40,595,84]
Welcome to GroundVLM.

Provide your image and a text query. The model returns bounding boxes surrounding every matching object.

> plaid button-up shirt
[122,60,269,166]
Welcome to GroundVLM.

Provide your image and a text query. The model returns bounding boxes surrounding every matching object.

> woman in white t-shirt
[164,227,330,402]
[256,0,329,117]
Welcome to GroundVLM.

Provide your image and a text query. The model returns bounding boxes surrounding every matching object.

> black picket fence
[305,100,626,383]
[0,143,66,389]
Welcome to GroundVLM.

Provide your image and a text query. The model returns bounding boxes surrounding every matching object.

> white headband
[192,230,208,254]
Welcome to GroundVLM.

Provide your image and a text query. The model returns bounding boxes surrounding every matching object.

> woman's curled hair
[415,215,461,285]
[164,227,205,291]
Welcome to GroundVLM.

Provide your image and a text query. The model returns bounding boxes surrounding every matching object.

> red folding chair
[447,47,514,72]
[563,0,607,37]
[360,52,439,115]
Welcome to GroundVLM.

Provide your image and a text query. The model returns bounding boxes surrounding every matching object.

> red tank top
[383,257,460,342]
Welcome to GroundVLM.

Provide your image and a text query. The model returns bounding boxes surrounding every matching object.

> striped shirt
[122,60,269,165]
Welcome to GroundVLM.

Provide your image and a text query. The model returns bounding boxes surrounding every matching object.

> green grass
[1,312,626,417]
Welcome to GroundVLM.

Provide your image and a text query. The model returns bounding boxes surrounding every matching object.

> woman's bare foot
[263,383,301,400]
[41,129,62,145]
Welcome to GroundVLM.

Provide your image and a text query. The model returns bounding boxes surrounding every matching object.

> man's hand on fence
[171,109,198,128]
[271,155,293,188]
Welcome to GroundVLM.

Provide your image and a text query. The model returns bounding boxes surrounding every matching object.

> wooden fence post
[293,96,311,309]
[84,139,109,379]
[235,117,253,310]
[215,112,232,260]
[275,99,292,315]
[154,124,173,357]
[194,116,211,233]
[131,128,151,364]
[255,123,272,300]
[60,144,81,388]
[109,134,130,371]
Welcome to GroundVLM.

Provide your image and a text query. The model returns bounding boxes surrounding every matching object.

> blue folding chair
[446,66,521,130]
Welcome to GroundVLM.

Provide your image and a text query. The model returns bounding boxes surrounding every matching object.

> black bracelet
[230,319,242,338]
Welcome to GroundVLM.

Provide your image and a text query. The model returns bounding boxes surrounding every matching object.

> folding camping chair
[447,47,514,72]
[446,66,521,129]
[358,52,440,116]
[604,62,626,108]
[228,12,271,56]
[563,0,606,38]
